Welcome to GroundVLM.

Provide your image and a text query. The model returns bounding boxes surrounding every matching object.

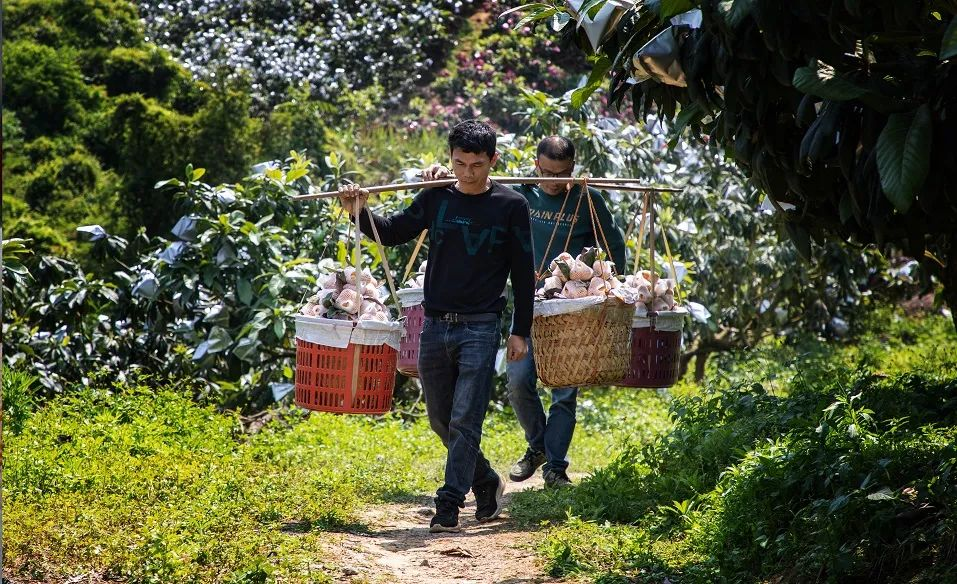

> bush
[137,0,466,108]
[2,0,142,50]
[2,198,73,253]
[419,2,587,131]
[2,0,273,250]
[514,313,957,582]
[2,369,39,435]
[3,156,387,408]
[259,86,331,162]
[188,85,260,187]
[99,46,188,101]
[94,93,193,234]
[707,408,957,580]
[2,123,128,256]
[23,149,101,210]
[1,40,93,137]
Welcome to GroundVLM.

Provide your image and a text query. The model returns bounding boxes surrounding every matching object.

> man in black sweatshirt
[338,120,535,533]
[423,136,626,489]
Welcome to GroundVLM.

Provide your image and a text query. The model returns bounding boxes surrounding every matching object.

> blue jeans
[505,336,577,473]
[418,316,501,508]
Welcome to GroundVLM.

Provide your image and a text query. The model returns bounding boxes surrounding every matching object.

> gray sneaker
[509,449,546,482]
[543,468,572,488]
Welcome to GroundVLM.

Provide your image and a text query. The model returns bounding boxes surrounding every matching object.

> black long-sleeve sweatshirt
[355,181,536,337]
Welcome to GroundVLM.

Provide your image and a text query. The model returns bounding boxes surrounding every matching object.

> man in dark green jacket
[424,135,626,487]
[515,136,626,274]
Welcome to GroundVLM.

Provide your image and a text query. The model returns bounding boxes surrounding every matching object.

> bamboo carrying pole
[292,176,681,201]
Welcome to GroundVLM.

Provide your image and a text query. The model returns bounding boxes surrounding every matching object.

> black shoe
[474,472,505,523]
[508,448,546,482]
[543,468,572,488]
[429,500,462,533]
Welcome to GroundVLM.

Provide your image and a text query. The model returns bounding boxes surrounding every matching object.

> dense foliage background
[521,0,957,326]
[2,0,955,582]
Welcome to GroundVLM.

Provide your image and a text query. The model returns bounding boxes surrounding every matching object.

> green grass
[7,307,952,583]
[2,371,671,582]
[706,306,957,395]
[5,383,366,583]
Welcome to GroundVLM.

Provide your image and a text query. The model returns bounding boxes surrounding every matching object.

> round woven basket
[531,297,634,387]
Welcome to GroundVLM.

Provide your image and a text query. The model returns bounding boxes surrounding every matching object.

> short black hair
[536,136,575,162]
[448,119,497,158]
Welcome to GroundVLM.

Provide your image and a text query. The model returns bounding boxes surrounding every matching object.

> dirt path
[325,475,569,584]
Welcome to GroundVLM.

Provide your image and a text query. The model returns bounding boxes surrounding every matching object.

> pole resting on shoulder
[292,177,682,201]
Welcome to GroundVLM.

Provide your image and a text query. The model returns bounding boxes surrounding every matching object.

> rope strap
[560,182,587,261]
[661,222,682,305]
[585,183,614,267]
[536,184,574,281]
[362,206,401,311]
[632,193,650,275]
[402,229,428,283]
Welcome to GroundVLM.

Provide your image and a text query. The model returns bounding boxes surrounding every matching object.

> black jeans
[418,316,501,507]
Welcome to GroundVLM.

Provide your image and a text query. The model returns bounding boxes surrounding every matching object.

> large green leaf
[784,222,812,262]
[792,62,867,101]
[499,2,552,19]
[876,105,932,213]
[206,326,234,354]
[515,6,558,29]
[571,55,612,109]
[942,16,957,60]
[577,0,608,19]
[657,0,695,20]
[233,337,262,363]
[668,103,703,148]
[237,278,254,305]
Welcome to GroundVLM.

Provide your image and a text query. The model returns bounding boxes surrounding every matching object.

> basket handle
[344,205,402,408]
[402,230,428,283]
[629,193,682,306]
[361,206,401,312]
[349,210,363,408]
[536,176,615,282]
[351,206,364,316]
[584,179,615,269]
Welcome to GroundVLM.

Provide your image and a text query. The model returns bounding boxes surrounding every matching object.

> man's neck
[536,183,572,198]
[454,178,493,195]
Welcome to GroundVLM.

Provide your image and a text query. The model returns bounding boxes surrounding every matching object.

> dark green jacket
[513,184,627,276]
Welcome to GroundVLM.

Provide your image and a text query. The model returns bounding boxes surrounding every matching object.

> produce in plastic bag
[300,266,393,322]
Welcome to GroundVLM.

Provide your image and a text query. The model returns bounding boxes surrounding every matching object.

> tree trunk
[694,350,711,382]
[678,350,695,380]
[678,332,734,383]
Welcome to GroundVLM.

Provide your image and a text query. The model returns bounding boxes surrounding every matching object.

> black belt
[425,311,500,323]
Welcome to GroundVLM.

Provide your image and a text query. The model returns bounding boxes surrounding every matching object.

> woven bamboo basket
[531,297,634,387]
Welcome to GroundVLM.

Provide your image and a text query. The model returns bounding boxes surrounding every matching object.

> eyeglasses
[537,168,574,178]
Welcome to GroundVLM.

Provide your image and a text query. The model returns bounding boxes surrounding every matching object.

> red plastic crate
[295,338,397,414]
